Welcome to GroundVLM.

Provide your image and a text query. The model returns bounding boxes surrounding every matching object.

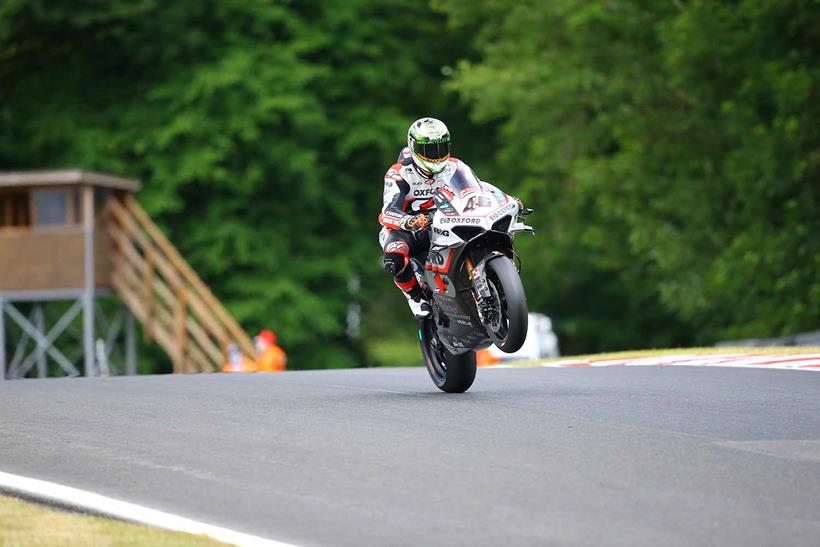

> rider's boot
[396,278,431,318]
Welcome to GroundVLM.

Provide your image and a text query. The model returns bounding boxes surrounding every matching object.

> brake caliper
[471,261,499,327]
[477,297,498,326]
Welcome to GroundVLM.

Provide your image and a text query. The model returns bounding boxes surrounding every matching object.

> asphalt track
[1,366,820,546]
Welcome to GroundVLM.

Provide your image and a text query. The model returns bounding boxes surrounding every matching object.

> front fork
[466,253,504,328]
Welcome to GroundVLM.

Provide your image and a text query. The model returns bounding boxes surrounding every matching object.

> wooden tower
[0,170,254,379]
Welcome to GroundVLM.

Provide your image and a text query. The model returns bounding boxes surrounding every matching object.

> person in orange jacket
[254,329,287,372]
[476,349,500,368]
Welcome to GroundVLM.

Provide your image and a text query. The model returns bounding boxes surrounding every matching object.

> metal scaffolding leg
[0,298,6,381]
[83,185,96,377]
[83,289,96,376]
[125,308,136,375]
[0,289,136,380]
[34,303,46,378]
[5,301,81,377]
[8,308,34,379]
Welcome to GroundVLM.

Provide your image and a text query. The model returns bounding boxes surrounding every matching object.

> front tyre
[485,256,528,353]
[418,318,476,393]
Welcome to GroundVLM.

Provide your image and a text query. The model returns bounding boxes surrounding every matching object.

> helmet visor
[412,140,451,163]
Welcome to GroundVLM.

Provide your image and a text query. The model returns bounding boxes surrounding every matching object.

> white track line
[0,470,297,547]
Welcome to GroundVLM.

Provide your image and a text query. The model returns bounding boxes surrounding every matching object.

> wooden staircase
[107,194,255,373]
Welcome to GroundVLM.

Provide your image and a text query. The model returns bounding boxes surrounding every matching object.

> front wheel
[418,317,476,393]
[485,256,528,353]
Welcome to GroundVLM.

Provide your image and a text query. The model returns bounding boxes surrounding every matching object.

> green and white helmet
[408,117,452,175]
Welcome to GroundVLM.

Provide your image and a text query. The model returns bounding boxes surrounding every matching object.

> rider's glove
[403,214,431,232]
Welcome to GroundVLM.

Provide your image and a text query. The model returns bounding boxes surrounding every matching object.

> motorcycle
[409,170,534,393]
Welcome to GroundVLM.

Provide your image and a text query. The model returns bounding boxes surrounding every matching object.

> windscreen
[447,166,481,194]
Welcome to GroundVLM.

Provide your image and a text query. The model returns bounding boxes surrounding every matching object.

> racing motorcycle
[409,171,534,393]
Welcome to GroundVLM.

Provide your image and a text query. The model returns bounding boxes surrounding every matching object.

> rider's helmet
[408,117,451,175]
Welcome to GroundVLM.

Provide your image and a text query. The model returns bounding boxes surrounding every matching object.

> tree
[437,0,820,348]
[0,0,479,368]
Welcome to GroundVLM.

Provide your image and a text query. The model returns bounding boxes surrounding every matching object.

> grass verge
[366,331,422,367]
[0,494,225,546]
[496,346,820,368]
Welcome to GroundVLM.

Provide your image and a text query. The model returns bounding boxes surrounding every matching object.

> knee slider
[383,240,410,276]
[383,253,405,276]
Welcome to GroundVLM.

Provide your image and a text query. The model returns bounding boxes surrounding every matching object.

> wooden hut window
[0,191,30,227]
[33,188,80,226]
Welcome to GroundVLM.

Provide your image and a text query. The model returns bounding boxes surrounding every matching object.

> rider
[379,117,524,317]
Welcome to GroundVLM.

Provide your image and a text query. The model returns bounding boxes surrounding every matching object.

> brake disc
[487,281,503,333]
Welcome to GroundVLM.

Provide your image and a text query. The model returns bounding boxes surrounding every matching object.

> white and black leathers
[378,147,510,318]
[379,147,481,243]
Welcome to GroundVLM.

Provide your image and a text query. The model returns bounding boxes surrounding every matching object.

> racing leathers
[379,147,510,317]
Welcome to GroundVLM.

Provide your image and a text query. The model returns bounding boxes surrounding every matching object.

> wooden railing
[107,194,255,372]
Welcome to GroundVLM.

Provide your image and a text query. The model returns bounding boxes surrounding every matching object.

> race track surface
[1,366,820,546]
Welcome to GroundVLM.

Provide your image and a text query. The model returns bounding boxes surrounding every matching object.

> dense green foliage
[0,0,479,368]
[1,0,817,366]
[437,0,820,350]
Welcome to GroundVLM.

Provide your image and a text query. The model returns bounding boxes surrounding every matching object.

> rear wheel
[485,256,528,353]
[418,317,476,393]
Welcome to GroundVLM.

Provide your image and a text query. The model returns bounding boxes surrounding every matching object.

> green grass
[367,339,820,369]
[366,331,422,367]
[0,495,226,546]
[496,346,820,367]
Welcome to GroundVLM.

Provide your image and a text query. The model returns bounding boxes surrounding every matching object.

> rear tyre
[418,318,476,393]
[485,256,528,353]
